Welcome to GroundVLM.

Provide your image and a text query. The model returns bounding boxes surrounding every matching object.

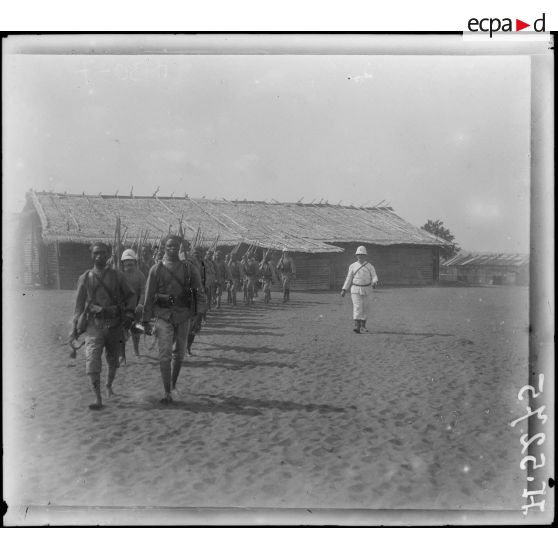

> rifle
[209,233,220,253]
[112,215,122,270]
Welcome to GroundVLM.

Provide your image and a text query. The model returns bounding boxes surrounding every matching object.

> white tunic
[342,261,378,295]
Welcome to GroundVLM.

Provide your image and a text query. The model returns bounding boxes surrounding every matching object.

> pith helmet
[121,248,137,261]
[355,246,367,255]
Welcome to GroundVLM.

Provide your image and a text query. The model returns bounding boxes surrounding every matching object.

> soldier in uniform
[259,255,274,303]
[204,249,216,311]
[142,235,203,403]
[228,252,242,306]
[213,250,229,309]
[277,248,296,303]
[340,245,379,333]
[186,245,209,355]
[138,245,156,278]
[224,253,233,304]
[244,253,259,305]
[72,242,136,410]
[240,253,249,304]
[120,248,146,358]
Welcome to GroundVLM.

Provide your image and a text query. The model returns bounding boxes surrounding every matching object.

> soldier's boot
[171,359,182,393]
[283,289,288,303]
[187,333,195,356]
[353,320,361,334]
[89,378,103,410]
[159,361,173,403]
[286,289,290,302]
[361,320,368,332]
[106,366,117,398]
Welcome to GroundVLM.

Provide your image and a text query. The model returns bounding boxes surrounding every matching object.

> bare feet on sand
[160,393,173,405]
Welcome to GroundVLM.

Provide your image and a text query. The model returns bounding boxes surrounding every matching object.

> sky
[4,52,531,252]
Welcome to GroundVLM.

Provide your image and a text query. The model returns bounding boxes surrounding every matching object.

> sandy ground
[4,285,529,515]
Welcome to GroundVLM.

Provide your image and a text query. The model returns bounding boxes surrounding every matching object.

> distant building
[440,252,529,286]
[20,190,449,290]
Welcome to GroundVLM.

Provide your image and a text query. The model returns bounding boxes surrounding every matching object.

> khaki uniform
[213,258,229,307]
[204,257,216,309]
[260,262,274,302]
[122,267,146,355]
[277,255,296,301]
[244,259,259,304]
[228,260,241,305]
[142,258,203,394]
[73,267,136,389]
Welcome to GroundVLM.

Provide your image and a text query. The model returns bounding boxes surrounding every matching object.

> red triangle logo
[516,19,530,31]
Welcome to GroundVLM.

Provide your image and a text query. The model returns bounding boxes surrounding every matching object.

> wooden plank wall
[45,244,59,288]
[58,243,92,289]
[331,243,436,287]
[290,254,331,291]
[22,216,44,287]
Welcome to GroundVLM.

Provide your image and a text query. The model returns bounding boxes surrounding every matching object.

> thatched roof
[24,191,448,253]
[442,252,529,267]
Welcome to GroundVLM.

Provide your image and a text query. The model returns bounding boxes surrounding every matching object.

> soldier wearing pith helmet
[341,245,378,333]
[120,248,146,358]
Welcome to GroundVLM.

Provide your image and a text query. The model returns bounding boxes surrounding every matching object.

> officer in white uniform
[341,246,378,333]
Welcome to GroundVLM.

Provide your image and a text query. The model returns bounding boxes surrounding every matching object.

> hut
[20,191,448,290]
[440,252,529,286]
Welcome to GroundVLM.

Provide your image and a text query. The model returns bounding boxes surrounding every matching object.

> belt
[352,283,371,287]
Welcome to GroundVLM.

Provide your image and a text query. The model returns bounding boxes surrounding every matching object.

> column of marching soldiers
[71,232,297,410]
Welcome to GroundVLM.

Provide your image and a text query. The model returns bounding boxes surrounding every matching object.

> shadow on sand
[194,392,349,414]
[196,341,294,355]
[116,393,348,416]
[190,355,295,371]
[201,329,285,337]
[373,331,455,337]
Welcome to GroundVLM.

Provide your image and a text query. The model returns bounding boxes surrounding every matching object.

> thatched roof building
[21,190,448,289]
[24,190,444,252]
[441,252,529,286]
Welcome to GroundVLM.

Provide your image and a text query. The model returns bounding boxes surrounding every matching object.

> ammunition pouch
[90,304,121,319]
[154,294,176,308]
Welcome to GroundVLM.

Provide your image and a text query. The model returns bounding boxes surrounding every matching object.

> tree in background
[421,219,460,260]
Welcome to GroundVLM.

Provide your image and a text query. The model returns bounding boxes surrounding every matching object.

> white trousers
[351,293,370,320]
